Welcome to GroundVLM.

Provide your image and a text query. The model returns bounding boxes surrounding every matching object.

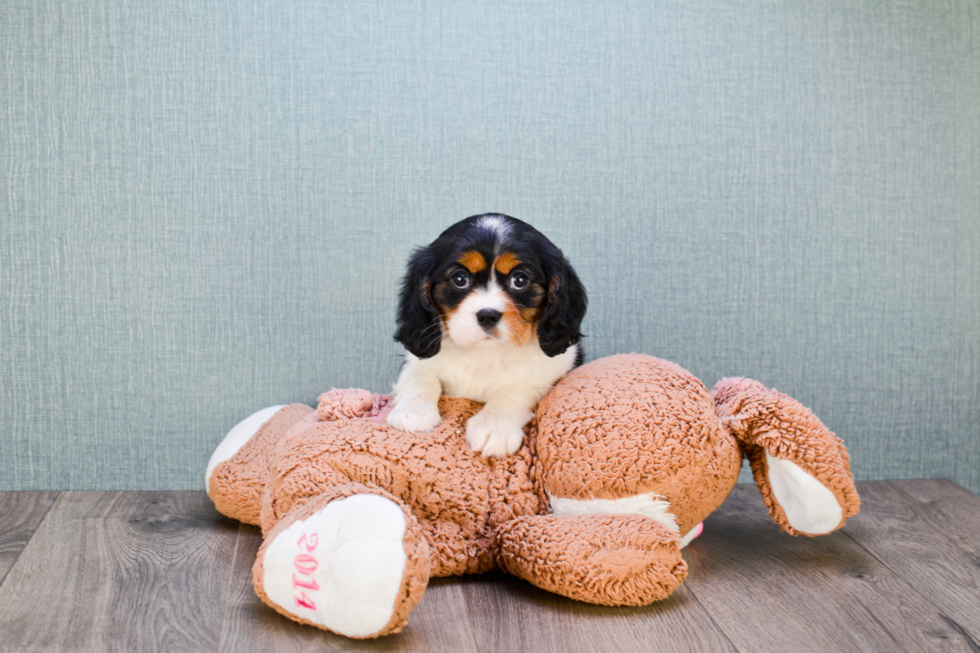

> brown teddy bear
[206,354,859,639]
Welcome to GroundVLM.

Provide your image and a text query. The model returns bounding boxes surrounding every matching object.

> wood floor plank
[841,481,980,647]
[217,524,481,653]
[0,491,59,585]
[0,491,240,653]
[2,481,977,652]
[682,484,976,653]
[458,570,736,653]
[893,479,980,531]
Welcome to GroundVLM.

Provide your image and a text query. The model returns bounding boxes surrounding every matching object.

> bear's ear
[394,246,442,359]
[537,255,587,358]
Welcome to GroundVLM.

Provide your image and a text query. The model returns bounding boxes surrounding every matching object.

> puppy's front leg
[387,363,442,433]
[466,390,536,457]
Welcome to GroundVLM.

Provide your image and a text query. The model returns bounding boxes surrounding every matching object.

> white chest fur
[414,339,578,403]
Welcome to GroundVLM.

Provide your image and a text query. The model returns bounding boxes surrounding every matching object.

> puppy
[386,214,587,457]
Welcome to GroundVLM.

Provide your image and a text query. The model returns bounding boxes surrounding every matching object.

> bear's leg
[712,377,860,536]
[207,404,314,525]
[253,483,430,639]
[495,514,687,606]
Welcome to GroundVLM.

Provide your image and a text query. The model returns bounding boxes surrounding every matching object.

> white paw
[386,397,442,433]
[465,410,526,457]
[261,494,408,638]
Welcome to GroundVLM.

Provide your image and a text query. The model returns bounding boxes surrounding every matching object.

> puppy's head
[394,214,587,359]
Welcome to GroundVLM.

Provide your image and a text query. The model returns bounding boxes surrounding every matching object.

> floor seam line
[215,520,245,653]
[677,580,742,652]
[838,525,979,647]
[0,491,62,588]
[891,480,980,527]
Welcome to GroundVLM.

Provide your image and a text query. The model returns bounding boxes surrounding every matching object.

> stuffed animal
[206,354,859,639]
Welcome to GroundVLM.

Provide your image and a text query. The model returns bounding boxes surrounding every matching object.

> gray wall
[2,0,978,492]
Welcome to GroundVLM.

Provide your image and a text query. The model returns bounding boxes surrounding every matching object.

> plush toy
[206,354,859,639]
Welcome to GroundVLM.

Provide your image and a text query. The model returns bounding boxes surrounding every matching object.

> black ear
[537,257,587,357]
[393,247,442,359]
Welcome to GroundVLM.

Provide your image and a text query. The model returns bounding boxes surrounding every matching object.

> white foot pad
[262,494,408,638]
[206,405,284,487]
[766,453,843,535]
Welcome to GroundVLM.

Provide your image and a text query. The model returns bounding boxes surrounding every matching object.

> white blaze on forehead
[470,278,507,311]
[476,215,512,240]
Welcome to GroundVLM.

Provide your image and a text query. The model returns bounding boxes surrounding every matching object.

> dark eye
[510,272,529,291]
[451,271,470,289]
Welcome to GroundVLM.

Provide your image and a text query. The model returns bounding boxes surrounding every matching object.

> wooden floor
[0,481,978,652]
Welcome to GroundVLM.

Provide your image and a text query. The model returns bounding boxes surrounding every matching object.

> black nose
[476,309,502,329]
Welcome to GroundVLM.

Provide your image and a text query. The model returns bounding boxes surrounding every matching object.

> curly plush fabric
[496,514,688,605]
[316,388,391,421]
[207,353,860,639]
[535,354,743,538]
[711,377,861,535]
[261,393,546,577]
[207,403,313,525]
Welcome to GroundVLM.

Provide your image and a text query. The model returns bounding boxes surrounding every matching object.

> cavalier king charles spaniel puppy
[387,214,587,457]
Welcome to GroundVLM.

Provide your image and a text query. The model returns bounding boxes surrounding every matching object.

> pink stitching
[293,531,320,611]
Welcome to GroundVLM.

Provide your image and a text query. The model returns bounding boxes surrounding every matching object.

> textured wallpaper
[1,0,978,491]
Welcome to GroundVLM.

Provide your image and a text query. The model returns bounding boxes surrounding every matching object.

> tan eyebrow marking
[458,250,486,273]
[494,252,521,275]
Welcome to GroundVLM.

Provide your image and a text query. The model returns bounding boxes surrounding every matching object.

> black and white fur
[388,214,587,457]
